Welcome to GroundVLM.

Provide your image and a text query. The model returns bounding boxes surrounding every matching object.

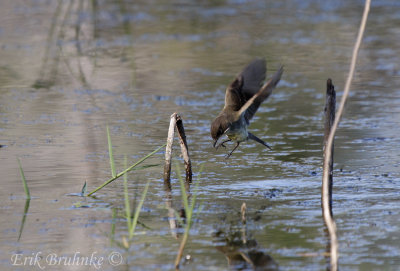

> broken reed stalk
[164,113,177,192]
[323,79,336,216]
[163,114,179,237]
[163,113,197,268]
[163,114,179,235]
[163,113,193,239]
[163,113,192,192]
[322,1,370,270]
[176,115,193,191]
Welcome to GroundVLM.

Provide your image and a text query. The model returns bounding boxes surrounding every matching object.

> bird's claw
[215,139,231,150]
[216,143,226,150]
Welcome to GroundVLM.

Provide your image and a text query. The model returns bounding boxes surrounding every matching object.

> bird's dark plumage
[211,59,283,158]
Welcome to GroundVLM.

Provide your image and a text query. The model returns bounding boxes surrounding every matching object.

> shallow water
[1,0,400,270]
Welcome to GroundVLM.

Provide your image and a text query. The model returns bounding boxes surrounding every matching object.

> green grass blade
[129,179,151,239]
[123,155,132,231]
[87,143,166,196]
[17,199,31,241]
[173,209,184,225]
[107,125,116,178]
[175,164,203,268]
[81,181,87,196]
[17,158,30,199]
[110,208,116,246]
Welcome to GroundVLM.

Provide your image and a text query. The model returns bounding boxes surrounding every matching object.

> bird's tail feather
[248,132,272,150]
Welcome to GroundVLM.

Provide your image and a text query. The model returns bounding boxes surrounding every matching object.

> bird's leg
[225,142,240,159]
[216,139,231,150]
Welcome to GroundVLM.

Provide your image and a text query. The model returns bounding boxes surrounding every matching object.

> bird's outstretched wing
[224,75,244,111]
[224,59,266,111]
[239,66,284,122]
[241,58,266,99]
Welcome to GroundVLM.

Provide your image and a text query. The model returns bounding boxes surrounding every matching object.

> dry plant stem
[176,115,192,191]
[241,203,247,245]
[323,79,336,269]
[163,113,177,191]
[163,112,192,192]
[241,202,247,224]
[163,112,194,238]
[163,113,178,236]
[175,232,189,269]
[322,1,371,270]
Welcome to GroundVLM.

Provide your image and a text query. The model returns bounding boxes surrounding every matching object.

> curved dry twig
[322,1,371,270]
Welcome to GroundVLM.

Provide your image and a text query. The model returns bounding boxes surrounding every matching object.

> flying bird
[210,59,283,158]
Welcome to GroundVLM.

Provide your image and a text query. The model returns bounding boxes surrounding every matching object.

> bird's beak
[213,139,218,149]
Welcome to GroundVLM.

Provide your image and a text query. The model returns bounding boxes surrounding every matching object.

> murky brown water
[1,1,400,270]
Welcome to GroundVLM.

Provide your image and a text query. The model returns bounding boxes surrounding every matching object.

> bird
[210,59,283,158]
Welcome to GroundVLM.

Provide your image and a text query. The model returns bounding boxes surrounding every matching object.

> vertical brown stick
[176,115,192,192]
[164,113,178,238]
[323,79,336,270]
[164,113,177,192]
[323,79,336,216]
[241,202,247,245]
[163,113,193,240]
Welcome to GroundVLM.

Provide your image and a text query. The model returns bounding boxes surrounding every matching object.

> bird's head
[211,115,229,148]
